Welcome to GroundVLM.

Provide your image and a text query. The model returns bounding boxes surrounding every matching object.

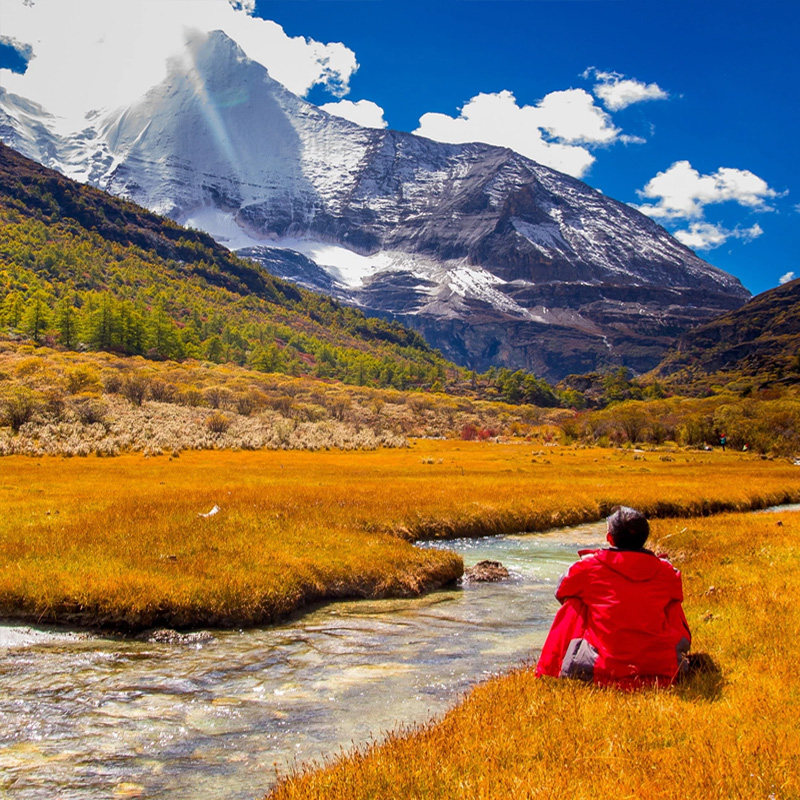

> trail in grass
[0,523,605,800]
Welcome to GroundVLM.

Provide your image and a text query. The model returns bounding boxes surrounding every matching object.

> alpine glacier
[0,29,750,380]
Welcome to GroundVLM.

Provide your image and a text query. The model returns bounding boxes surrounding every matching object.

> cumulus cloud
[673,222,763,251]
[779,271,796,285]
[584,68,668,111]
[414,89,621,178]
[0,0,358,130]
[636,160,779,220]
[318,99,387,129]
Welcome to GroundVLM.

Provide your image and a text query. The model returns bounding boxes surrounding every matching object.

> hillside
[0,142,460,390]
[654,277,800,391]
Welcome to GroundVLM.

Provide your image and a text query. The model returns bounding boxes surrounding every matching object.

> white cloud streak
[673,222,763,251]
[0,0,358,130]
[636,160,779,220]
[318,99,387,129]
[585,68,668,111]
[414,89,621,178]
[779,271,796,285]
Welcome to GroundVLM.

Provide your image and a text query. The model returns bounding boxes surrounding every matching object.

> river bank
[1,442,799,632]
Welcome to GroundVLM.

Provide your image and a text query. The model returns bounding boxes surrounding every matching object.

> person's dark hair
[607,506,649,550]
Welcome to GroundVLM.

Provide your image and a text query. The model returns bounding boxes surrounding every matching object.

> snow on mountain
[0,29,750,380]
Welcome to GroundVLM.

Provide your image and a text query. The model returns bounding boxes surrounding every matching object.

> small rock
[141,629,215,645]
[462,560,510,584]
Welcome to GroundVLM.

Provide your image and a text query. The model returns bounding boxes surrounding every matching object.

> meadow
[0,441,798,631]
[267,508,800,800]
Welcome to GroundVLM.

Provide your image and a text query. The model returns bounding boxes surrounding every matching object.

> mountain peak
[0,32,749,380]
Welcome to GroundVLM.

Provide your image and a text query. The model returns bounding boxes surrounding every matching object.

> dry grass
[267,509,800,800]
[1,442,798,632]
[0,342,564,455]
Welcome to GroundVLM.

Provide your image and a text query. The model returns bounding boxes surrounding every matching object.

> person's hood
[578,548,663,582]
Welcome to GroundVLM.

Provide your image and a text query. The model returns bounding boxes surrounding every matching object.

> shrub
[461,423,479,441]
[235,390,266,417]
[205,413,231,434]
[204,387,233,409]
[267,395,293,416]
[102,372,124,394]
[179,388,205,407]
[70,394,107,426]
[149,379,176,403]
[65,366,103,395]
[0,386,41,431]
[121,375,150,406]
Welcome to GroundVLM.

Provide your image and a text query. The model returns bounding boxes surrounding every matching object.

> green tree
[21,292,52,343]
[54,297,79,348]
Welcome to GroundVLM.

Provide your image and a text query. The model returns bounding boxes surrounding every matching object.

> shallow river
[0,523,606,800]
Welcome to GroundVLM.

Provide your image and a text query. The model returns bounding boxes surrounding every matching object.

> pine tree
[54,297,78,348]
[21,292,52,343]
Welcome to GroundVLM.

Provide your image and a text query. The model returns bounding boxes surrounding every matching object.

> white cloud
[636,160,779,220]
[318,99,387,129]
[585,68,668,111]
[0,0,358,130]
[414,89,620,178]
[779,271,796,285]
[673,222,763,251]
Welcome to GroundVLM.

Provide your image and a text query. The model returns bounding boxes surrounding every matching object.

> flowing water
[0,524,607,799]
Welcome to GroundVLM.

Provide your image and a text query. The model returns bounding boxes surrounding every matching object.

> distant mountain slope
[0,142,458,389]
[655,278,800,386]
[0,30,749,381]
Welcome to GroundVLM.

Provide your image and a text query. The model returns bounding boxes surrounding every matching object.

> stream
[0,523,608,799]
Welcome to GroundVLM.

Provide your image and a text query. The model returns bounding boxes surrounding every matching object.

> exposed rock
[140,628,215,645]
[462,560,510,584]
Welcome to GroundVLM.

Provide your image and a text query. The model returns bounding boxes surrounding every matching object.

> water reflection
[0,523,605,799]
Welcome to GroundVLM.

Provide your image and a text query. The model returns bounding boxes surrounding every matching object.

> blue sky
[1,0,797,296]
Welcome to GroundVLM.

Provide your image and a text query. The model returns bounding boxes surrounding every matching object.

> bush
[235,390,266,417]
[204,387,233,409]
[121,375,150,406]
[149,379,176,403]
[65,366,103,395]
[70,394,107,425]
[205,413,231,434]
[461,423,479,441]
[179,388,205,408]
[0,386,41,431]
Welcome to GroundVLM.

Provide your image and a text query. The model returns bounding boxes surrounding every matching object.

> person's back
[535,507,691,688]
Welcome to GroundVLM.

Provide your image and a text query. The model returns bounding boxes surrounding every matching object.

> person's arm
[555,557,590,604]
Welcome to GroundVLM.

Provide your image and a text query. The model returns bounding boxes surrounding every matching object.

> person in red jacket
[535,506,691,688]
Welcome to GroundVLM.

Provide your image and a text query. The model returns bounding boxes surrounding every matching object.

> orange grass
[268,510,800,800]
[1,441,799,630]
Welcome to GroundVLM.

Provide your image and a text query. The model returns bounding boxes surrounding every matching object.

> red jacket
[535,548,691,688]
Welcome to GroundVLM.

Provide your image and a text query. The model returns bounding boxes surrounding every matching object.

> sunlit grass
[267,509,800,800]
[1,442,798,630]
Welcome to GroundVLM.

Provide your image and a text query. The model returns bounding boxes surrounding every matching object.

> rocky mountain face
[0,30,750,381]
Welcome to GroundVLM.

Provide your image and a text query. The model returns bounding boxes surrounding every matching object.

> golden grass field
[267,508,800,800]
[1,441,798,632]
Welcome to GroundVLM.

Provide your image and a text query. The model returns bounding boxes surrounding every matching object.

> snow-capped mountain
[0,30,749,380]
